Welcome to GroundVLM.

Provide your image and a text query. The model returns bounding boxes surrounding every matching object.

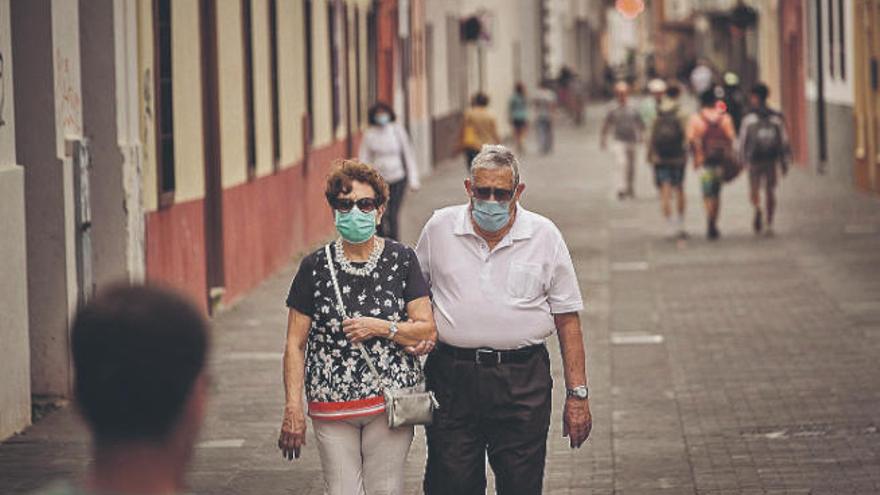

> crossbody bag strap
[324,244,384,389]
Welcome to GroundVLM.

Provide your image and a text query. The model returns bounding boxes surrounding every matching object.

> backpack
[701,116,732,165]
[652,110,685,160]
[747,112,783,162]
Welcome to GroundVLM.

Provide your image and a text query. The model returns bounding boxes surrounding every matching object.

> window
[827,0,835,78]
[304,0,314,143]
[155,0,175,206]
[354,7,362,126]
[328,2,341,133]
[269,0,280,167]
[837,0,846,80]
[242,0,256,177]
[825,0,848,82]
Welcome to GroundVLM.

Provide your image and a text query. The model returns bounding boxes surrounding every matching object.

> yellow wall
[138,0,158,212]
[171,0,206,202]
[311,0,333,147]
[277,0,305,167]
[252,0,274,177]
[138,0,205,208]
[217,0,248,188]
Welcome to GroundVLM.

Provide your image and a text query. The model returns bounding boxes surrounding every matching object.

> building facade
[0,0,429,440]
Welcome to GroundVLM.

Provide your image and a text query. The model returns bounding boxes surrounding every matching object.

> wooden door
[855,0,880,193]
[200,0,225,312]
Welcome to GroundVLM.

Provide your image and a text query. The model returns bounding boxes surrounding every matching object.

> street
[2,112,880,494]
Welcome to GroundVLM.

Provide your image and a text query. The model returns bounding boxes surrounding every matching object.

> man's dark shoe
[753,210,763,234]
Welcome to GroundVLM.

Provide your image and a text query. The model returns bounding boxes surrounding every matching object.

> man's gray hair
[469,144,521,185]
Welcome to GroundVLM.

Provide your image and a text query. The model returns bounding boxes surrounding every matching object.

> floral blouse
[286,240,430,417]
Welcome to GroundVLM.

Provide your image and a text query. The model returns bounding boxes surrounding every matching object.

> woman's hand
[342,317,391,343]
[278,404,307,460]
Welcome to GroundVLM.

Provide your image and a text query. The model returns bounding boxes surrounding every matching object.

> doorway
[200,0,225,312]
[855,0,880,193]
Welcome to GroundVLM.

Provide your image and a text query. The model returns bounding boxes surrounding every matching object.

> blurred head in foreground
[71,284,211,494]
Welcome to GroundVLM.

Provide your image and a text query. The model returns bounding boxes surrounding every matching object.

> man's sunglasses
[473,186,515,202]
[332,197,379,213]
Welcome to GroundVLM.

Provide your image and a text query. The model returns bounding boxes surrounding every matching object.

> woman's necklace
[335,237,383,277]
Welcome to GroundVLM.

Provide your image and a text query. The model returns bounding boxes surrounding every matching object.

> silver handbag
[325,244,438,428]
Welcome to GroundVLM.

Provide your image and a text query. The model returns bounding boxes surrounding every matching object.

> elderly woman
[278,159,436,495]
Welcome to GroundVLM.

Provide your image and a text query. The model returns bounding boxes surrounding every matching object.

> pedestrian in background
[640,78,667,129]
[33,285,211,495]
[358,102,420,241]
[722,72,747,132]
[533,81,557,155]
[416,145,592,495]
[279,159,436,495]
[690,58,714,96]
[687,89,737,240]
[647,83,689,239]
[739,82,791,236]
[508,82,529,154]
[601,81,645,199]
[460,92,500,170]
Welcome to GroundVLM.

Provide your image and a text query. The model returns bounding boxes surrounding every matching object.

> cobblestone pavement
[2,106,880,494]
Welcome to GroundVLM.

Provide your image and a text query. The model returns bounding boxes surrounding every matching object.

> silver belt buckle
[475,348,501,365]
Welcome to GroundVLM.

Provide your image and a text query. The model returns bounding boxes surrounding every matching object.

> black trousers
[379,178,407,241]
[423,345,553,495]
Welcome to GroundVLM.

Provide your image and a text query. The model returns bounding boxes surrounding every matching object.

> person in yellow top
[460,92,501,170]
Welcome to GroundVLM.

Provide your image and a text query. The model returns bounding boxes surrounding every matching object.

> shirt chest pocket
[506,262,544,300]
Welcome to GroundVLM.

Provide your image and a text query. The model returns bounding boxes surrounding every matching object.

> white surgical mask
[375,113,390,125]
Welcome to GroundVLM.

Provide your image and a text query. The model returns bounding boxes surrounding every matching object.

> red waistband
[308,396,386,421]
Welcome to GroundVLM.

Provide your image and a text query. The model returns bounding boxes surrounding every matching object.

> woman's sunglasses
[333,197,379,213]
[472,186,515,202]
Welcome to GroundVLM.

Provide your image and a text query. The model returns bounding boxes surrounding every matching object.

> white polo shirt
[415,203,584,350]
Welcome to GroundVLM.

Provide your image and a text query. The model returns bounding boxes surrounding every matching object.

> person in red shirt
[686,89,737,240]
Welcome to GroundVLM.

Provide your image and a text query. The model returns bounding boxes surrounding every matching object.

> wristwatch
[387,321,399,340]
[566,386,589,400]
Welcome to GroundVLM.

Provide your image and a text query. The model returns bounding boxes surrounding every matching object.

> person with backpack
[686,89,736,240]
[738,83,792,235]
[601,81,645,199]
[647,83,688,239]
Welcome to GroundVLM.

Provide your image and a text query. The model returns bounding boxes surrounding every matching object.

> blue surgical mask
[335,207,377,244]
[471,199,512,232]
[375,113,390,125]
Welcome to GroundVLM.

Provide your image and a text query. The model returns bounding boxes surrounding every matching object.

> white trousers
[612,140,638,194]
[312,414,414,495]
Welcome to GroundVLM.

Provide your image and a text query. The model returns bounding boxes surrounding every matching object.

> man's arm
[555,312,592,448]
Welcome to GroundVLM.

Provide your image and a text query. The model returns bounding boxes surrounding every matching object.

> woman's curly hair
[324,159,389,208]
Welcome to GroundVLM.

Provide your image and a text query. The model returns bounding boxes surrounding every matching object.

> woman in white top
[358,103,421,241]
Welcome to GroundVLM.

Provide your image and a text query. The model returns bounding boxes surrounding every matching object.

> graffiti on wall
[142,68,153,161]
[55,48,82,136]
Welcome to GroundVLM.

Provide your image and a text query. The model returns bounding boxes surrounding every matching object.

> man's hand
[278,405,307,460]
[563,397,592,448]
[404,339,435,356]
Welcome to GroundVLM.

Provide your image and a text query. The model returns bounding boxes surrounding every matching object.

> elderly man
[415,145,592,494]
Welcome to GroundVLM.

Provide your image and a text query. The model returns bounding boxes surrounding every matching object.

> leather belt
[436,342,544,366]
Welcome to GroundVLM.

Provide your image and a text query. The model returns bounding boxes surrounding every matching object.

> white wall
[0,0,32,440]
